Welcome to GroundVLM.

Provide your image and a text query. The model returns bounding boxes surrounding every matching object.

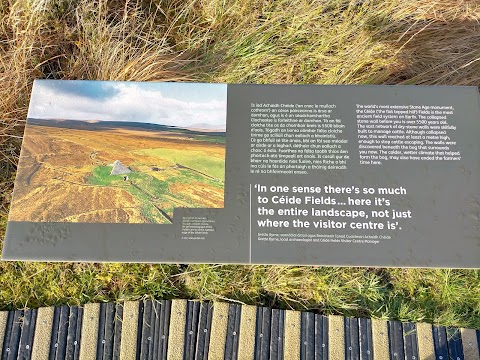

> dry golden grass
[10,123,225,222]
[0,0,479,327]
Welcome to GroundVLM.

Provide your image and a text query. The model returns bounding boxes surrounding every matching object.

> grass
[87,165,171,223]
[0,0,479,329]
[133,147,225,180]
[87,163,222,220]
[191,134,227,145]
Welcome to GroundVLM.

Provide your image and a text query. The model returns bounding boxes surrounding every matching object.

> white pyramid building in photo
[109,160,132,175]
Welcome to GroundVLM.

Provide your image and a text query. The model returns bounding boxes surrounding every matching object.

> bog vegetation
[8,120,225,223]
[1,0,479,328]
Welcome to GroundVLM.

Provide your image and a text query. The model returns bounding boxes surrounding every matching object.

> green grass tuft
[87,165,171,223]
[133,148,225,181]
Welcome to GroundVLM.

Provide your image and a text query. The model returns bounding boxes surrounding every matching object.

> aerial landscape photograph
[9,80,227,224]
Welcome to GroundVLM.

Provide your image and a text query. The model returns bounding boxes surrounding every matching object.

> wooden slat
[416,322,435,360]
[208,302,229,360]
[284,310,300,359]
[461,328,480,360]
[31,307,54,360]
[329,315,345,360]
[79,303,99,360]
[3,300,480,360]
[223,304,241,359]
[167,299,187,360]
[388,321,405,359]
[403,322,419,360]
[194,302,212,360]
[254,307,272,359]
[119,301,139,360]
[270,309,284,359]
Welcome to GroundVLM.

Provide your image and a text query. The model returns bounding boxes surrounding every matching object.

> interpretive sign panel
[4,80,480,268]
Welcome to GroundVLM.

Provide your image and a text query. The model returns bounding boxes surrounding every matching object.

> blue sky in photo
[28,80,227,128]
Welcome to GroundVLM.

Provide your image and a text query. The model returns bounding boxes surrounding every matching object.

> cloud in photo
[28,80,227,129]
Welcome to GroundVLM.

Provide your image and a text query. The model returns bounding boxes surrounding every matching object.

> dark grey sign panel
[3,80,480,268]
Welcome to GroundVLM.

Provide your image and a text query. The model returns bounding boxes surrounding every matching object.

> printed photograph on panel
[9,80,227,224]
